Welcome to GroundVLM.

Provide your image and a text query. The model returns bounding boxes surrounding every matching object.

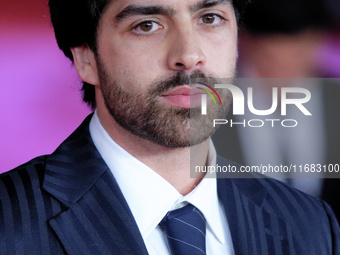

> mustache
[149,70,219,96]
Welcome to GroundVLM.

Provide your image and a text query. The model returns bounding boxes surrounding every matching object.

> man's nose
[167,27,207,72]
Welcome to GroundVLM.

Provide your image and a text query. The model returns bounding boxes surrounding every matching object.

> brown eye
[199,14,225,27]
[133,21,163,35]
[140,22,153,32]
[202,14,215,24]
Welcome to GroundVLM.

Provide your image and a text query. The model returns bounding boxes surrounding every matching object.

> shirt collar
[184,141,226,244]
[89,111,226,244]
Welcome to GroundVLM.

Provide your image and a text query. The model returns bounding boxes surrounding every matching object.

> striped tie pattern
[160,204,206,255]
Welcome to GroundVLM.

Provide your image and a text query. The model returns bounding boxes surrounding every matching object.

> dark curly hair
[49,0,250,110]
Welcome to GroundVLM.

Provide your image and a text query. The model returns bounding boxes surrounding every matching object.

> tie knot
[160,204,206,255]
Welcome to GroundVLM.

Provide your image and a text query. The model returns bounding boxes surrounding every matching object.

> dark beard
[97,60,232,148]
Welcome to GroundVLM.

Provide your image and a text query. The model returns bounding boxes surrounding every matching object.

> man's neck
[96,105,209,195]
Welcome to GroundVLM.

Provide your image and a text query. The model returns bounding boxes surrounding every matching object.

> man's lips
[159,85,205,108]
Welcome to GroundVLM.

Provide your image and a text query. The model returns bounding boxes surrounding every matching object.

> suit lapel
[42,115,148,255]
[216,157,292,255]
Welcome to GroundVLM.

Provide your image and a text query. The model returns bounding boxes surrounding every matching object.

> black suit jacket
[1,115,340,254]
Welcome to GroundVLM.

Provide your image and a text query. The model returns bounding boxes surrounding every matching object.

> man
[0,0,339,254]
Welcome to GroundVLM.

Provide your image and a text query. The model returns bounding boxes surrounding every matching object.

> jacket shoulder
[0,156,67,254]
[1,156,47,187]
[217,155,340,254]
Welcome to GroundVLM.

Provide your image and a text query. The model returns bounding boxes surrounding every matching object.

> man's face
[95,0,238,147]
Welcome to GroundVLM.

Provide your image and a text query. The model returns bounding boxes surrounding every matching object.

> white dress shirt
[89,111,234,254]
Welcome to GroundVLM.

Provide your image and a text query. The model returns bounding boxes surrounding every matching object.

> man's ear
[71,45,99,86]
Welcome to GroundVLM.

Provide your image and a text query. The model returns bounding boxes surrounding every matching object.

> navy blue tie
[160,204,206,255]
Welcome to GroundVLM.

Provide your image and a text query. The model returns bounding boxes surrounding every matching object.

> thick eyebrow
[116,5,175,22]
[190,0,232,13]
[115,0,231,23]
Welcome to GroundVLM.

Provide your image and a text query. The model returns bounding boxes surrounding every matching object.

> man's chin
[123,119,213,149]
[147,126,214,148]
[106,98,218,149]
[145,136,211,149]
